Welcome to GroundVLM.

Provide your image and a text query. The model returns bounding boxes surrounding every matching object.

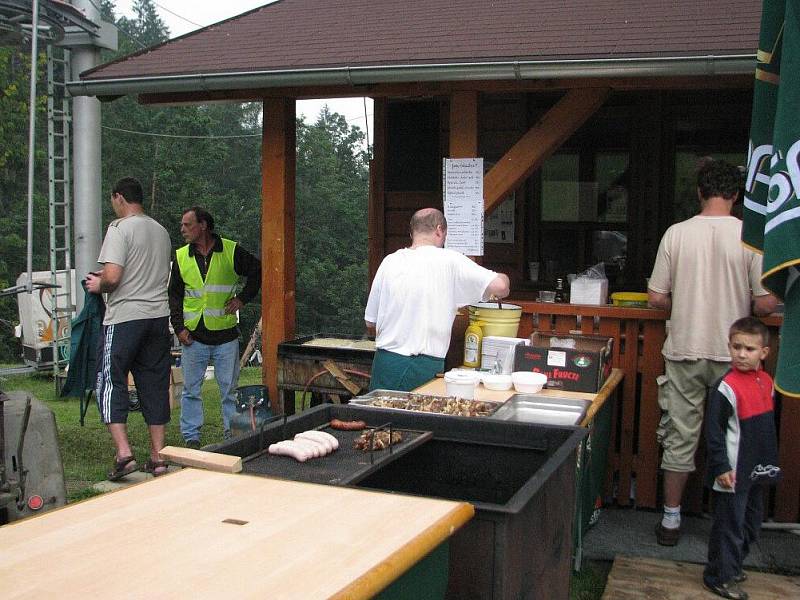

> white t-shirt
[97,214,171,325]
[648,216,767,361]
[364,246,498,358]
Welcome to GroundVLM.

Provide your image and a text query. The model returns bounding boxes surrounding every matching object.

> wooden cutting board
[0,468,473,599]
[413,377,598,402]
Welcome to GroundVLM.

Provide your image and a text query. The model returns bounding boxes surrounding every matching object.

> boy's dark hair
[112,177,144,204]
[729,316,769,346]
[697,159,743,202]
[184,206,215,231]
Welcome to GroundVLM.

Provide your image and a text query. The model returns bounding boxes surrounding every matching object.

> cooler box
[513,332,613,393]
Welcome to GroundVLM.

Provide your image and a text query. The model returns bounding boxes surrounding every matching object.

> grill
[210,404,585,599]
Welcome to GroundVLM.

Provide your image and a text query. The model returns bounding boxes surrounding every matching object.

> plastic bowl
[444,370,480,399]
[481,373,513,391]
[511,371,548,393]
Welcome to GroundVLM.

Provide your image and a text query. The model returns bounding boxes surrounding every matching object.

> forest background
[0,0,370,362]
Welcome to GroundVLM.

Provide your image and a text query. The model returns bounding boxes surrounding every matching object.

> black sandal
[107,456,137,481]
[143,459,169,477]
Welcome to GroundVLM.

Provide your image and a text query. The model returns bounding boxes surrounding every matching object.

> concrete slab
[583,506,800,574]
[93,464,182,493]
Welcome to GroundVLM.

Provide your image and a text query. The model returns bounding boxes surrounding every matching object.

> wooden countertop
[413,367,624,427]
[0,468,473,600]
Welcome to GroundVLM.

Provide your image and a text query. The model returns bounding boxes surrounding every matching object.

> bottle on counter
[463,321,483,368]
[554,278,567,303]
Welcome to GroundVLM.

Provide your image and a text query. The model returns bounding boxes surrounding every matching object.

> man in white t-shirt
[364,208,510,391]
[86,177,172,481]
[647,160,776,547]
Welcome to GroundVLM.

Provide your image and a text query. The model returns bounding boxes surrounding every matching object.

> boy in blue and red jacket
[702,317,781,600]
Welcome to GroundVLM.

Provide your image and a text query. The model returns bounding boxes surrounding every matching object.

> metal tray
[488,394,591,426]
[349,389,503,418]
[241,423,432,485]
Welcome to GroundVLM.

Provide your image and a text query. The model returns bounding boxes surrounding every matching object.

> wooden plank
[775,396,800,521]
[635,319,666,509]
[449,91,478,158]
[615,320,639,507]
[137,74,753,106]
[483,87,610,214]
[0,469,474,600]
[159,446,242,473]
[322,359,362,396]
[261,97,297,412]
[603,555,800,600]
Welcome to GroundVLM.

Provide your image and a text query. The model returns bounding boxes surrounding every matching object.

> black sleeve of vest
[168,254,186,334]
[705,383,733,481]
[233,244,262,305]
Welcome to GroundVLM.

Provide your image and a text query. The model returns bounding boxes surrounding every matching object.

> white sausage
[291,437,324,458]
[296,432,334,453]
[300,430,339,450]
[268,440,309,462]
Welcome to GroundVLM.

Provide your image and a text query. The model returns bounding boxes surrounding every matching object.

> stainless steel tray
[349,389,503,417]
[488,394,591,426]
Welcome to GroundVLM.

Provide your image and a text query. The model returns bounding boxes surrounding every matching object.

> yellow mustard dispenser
[463,321,484,368]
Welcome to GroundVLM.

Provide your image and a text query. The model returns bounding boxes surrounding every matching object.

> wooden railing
[508,301,798,521]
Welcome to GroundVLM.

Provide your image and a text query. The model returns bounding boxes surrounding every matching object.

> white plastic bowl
[444,370,480,399]
[481,373,513,391]
[511,371,548,393]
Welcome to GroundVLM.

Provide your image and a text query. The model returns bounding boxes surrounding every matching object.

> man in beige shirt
[648,159,776,547]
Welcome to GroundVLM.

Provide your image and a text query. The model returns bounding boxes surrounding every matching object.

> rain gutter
[67,54,756,98]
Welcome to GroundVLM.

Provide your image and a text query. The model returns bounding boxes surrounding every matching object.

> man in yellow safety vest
[168,207,261,446]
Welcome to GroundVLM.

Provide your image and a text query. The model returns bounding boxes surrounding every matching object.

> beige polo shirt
[649,216,768,362]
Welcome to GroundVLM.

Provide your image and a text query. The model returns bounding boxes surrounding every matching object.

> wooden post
[368,98,387,284]
[449,91,478,158]
[261,98,296,413]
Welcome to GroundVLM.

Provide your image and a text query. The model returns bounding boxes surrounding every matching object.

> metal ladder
[46,45,74,383]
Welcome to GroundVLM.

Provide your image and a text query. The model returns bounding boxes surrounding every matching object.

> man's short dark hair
[410,208,447,236]
[697,159,742,202]
[184,206,215,231]
[112,177,143,204]
[729,316,769,346]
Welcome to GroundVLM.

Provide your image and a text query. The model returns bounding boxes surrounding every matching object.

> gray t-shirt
[97,213,171,325]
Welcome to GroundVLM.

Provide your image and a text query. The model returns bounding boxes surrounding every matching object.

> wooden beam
[262,97,296,413]
[159,446,243,473]
[136,74,752,106]
[483,87,609,215]
[449,91,478,158]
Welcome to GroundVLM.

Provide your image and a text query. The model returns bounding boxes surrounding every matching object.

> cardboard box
[128,367,184,410]
[570,277,608,305]
[513,332,613,393]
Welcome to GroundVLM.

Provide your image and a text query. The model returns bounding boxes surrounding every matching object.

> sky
[114,0,373,142]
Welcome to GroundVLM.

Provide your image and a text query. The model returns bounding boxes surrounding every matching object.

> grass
[2,366,608,599]
[1,366,264,500]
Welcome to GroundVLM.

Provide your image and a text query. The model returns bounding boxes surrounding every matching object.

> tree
[295,107,369,335]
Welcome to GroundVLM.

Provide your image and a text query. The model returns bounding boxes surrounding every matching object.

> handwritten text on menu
[443,158,483,256]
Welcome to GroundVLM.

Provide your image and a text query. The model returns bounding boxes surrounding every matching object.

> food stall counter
[0,468,473,600]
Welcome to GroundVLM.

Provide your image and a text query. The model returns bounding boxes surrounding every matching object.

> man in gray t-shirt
[86,177,172,481]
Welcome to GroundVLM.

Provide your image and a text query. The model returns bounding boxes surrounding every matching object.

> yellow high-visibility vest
[176,238,238,331]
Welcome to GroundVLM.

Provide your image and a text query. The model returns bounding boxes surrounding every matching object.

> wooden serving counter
[0,469,473,599]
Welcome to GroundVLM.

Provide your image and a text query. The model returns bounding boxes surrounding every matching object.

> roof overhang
[67,54,756,99]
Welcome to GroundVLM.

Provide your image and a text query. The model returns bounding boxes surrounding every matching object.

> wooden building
[70,0,800,520]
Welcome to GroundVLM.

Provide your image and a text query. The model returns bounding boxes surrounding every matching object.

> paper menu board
[443,158,484,256]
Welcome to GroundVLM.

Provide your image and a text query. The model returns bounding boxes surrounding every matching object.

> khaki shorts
[656,358,730,472]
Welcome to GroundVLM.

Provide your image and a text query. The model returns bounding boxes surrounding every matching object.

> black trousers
[703,482,764,587]
[95,316,171,425]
